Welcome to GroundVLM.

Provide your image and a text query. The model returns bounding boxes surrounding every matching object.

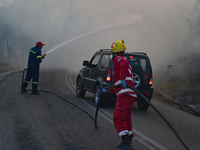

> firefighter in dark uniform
[21,41,45,94]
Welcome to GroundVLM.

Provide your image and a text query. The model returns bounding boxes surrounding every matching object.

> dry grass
[0,60,15,74]
[154,73,200,104]
[154,52,200,105]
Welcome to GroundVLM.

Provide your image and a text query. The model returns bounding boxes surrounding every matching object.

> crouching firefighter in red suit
[102,40,137,150]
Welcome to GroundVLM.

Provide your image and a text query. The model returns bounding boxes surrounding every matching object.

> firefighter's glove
[102,87,109,93]
[42,54,46,59]
[121,80,127,88]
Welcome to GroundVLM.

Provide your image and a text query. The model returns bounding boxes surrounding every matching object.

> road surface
[0,68,199,150]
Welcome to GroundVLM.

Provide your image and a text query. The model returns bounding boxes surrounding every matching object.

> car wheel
[76,77,86,98]
[137,97,150,110]
[94,84,105,107]
[132,69,142,89]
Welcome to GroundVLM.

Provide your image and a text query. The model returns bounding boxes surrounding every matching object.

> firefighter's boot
[119,135,134,150]
[21,86,27,93]
[118,135,133,149]
[31,90,40,95]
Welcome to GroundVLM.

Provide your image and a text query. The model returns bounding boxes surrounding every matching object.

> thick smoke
[0,0,199,74]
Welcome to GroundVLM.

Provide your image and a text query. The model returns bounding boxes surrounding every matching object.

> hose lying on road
[20,68,95,122]
[26,89,95,122]
[0,70,22,84]
[95,84,190,150]
[21,68,27,89]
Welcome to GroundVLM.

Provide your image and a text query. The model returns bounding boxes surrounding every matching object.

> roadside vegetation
[154,53,200,107]
[0,60,15,74]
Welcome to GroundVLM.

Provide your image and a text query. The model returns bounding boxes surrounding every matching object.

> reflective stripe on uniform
[116,88,135,96]
[32,82,38,84]
[24,80,29,83]
[128,94,137,98]
[114,77,133,85]
[37,55,42,58]
[30,50,36,54]
[119,130,129,137]
[128,131,134,135]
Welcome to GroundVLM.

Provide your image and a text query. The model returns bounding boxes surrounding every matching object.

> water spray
[44,23,138,56]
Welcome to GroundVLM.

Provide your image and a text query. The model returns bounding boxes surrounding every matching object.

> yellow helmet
[111,39,126,53]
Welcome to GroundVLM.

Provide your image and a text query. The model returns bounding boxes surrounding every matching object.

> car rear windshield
[124,55,147,73]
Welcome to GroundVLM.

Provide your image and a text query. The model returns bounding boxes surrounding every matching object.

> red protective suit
[109,55,137,137]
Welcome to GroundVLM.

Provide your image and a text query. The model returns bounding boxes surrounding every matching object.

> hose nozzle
[42,54,46,59]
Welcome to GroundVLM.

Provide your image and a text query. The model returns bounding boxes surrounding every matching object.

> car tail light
[106,69,112,82]
[149,73,153,86]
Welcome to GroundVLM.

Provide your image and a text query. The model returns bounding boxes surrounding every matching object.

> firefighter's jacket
[28,46,42,68]
[109,55,137,97]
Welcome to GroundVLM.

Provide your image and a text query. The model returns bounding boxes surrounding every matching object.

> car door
[83,54,101,91]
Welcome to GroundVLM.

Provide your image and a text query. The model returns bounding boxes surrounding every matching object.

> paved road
[0,68,199,150]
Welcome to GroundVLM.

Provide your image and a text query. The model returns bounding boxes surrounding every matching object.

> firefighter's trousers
[113,94,136,137]
[23,67,40,90]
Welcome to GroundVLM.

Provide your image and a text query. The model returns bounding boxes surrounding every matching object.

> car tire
[137,97,150,110]
[94,84,105,107]
[132,69,143,90]
[76,77,86,98]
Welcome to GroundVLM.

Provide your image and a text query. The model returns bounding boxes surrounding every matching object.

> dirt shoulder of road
[153,95,200,117]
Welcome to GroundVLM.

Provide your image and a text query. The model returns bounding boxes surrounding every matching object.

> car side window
[100,54,110,69]
[90,55,101,67]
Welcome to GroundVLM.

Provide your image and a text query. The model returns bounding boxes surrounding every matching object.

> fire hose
[95,84,190,150]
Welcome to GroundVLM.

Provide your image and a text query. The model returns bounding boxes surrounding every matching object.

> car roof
[98,49,148,57]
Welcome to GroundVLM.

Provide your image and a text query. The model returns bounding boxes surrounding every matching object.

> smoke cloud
[0,0,199,74]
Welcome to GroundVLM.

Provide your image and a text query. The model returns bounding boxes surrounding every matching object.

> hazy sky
[0,0,13,7]
[0,0,199,72]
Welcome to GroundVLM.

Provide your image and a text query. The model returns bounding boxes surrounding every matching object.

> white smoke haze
[0,0,199,74]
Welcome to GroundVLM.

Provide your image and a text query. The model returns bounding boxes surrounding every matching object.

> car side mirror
[83,60,90,67]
